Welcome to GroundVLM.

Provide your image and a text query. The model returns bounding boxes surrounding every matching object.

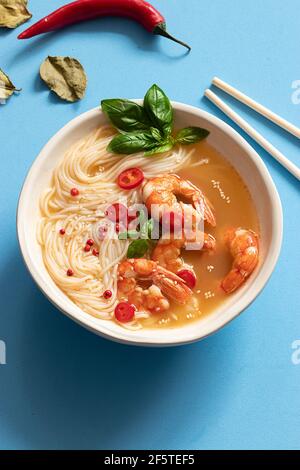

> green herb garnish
[101,99,151,132]
[101,84,210,156]
[176,127,210,144]
[107,131,157,155]
[119,217,157,259]
[144,84,173,137]
[127,239,150,259]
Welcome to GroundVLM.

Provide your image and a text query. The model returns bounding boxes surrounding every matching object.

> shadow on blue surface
[0,245,239,449]
[0,0,299,450]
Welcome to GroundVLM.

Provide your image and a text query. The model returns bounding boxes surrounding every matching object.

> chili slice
[177,269,197,290]
[117,168,144,190]
[115,301,136,323]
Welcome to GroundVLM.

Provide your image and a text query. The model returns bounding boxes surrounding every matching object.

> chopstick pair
[204,77,300,181]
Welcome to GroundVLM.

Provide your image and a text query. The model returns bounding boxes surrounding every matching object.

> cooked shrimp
[117,259,192,312]
[221,228,259,294]
[143,174,216,227]
[152,233,216,273]
[128,285,170,314]
[152,239,184,273]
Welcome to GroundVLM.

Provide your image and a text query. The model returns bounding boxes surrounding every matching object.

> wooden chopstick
[205,89,300,181]
[212,77,300,140]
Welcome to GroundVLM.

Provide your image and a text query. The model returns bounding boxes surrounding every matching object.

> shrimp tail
[152,266,192,304]
[221,269,246,294]
[194,194,216,227]
[221,228,259,294]
[118,258,193,310]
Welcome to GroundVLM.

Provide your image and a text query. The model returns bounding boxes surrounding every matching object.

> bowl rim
[17,101,283,346]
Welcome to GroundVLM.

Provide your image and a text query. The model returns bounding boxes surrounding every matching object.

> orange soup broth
[141,141,260,328]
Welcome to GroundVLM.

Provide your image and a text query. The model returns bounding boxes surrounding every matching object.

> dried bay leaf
[0,0,32,29]
[40,56,87,103]
[0,68,19,102]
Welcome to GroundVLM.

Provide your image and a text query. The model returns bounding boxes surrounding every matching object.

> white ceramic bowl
[17,102,283,346]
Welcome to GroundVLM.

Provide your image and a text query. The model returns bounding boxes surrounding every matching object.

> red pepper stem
[153,23,191,51]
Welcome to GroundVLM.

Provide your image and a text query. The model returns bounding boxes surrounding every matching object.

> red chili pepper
[177,269,197,290]
[117,168,144,190]
[115,301,136,323]
[18,0,191,50]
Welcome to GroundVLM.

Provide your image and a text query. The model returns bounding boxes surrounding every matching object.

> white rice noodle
[38,125,195,329]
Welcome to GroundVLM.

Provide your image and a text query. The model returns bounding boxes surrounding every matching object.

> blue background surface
[0,0,299,450]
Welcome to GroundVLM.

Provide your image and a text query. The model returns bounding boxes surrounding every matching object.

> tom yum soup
[38,85,259,330]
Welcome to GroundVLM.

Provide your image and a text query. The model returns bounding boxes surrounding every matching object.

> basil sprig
[127,239,149,259]
[119,218,156,259]
[107,131,157,154]
[101,84,210,156]
[144,84,173,137]
[101,99,151,132]
[176,127,210,144]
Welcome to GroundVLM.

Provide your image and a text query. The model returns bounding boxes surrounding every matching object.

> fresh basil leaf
[140,218,152,239]
[118,230,139,240]
[144,139,174,156]
[120,216,155,241]
[176,127,210,145]
[142,219,160,243]
[101,99,151,132]
[134,209,147,235]
[40,56,87,102]
[144,84,173,136]
[147,219,156,239]
[127,230,140,239]
[148,219,154,236]
[0,68,20,102]
[107,131,157,154]
[0,0,32,29]
[149,127,163,142]
[127,239,150,259]
[118,232,127,240]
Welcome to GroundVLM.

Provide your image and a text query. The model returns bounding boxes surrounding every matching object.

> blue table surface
[0,0,299,450]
